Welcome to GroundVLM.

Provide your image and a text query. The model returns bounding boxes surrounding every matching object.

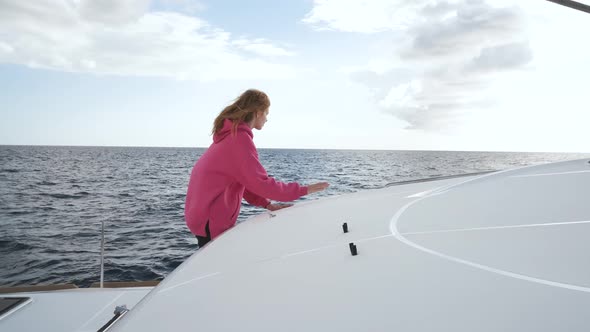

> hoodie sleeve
[234,133,308,202]
[243,189,271,208]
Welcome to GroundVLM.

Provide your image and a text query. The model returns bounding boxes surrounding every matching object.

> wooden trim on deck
[0,280,160,294]
[0,284,78,294]
[90,280,160,288]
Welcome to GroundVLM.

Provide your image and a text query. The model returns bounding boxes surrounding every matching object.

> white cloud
[403,2,526,59]
[0,0,296,81]
[232,38,295,57]
[77,0,151,25]
[464,42,533,73]
[302,0,429,33]
[303,0,534,131]
[0,41,14,53]
[80,59,96,69]
[153,0,207,15]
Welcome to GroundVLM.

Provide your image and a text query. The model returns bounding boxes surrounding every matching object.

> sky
[0,0,589,152]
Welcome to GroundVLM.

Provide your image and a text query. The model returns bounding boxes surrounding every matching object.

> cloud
[232,38,295,57]
[0,41,14,54]
[404,1,526,59]
[465,42,533,73]
[78,0,151,25]
[152,0,207,15]
[0,0,296,80]
[302,0,428,33]
[303,0,533,131]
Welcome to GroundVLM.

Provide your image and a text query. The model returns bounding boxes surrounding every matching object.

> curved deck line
[159,272,221,294]
[510,170,590,178]
[402,219,590,235]
[389,188,590,294]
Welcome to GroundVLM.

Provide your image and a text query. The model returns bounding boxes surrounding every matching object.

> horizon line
[1,144,589,155]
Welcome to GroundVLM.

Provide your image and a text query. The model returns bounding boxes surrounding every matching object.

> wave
[39,192,90,199]
[38,181,58,186]
[0,240,35,251]
[7,210,33,216]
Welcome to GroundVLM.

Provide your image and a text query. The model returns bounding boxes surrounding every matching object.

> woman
[185,89,329,247]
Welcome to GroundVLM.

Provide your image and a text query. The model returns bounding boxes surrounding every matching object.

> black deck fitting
[343,222,348,233]
[349,242,357,256]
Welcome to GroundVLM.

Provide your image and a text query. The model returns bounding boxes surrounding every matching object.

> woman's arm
[234,135,307,202]
[243,188,271,208]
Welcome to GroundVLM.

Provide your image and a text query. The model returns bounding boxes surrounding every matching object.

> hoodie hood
[213,119,253,143]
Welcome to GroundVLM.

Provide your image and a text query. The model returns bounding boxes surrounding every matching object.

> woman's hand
[307,182,330,194]
[266,203,293,211]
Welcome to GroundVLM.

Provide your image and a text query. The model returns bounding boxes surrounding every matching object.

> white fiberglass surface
[395,160,590,234]
[387,159,590,298]
[112,159,590,331]
[113,236,590,332]
[0,288,151,332]
[404,222,590,289]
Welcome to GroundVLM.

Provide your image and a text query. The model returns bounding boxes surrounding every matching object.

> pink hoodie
[185,119,308,239]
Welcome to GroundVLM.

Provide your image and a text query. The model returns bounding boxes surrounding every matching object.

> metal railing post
[100,219,105,288]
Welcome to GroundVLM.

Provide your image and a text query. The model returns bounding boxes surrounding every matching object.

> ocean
[1,145,588,288]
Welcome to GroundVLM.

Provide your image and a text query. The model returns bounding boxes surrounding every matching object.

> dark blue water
[1,145,588,287]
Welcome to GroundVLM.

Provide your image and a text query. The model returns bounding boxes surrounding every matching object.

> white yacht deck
[0,287,151,332]
[108,158,590,331]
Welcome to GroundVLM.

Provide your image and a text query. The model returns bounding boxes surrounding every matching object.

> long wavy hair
[212,89,270,135]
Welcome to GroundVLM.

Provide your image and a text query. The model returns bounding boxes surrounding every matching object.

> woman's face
[253,108,269,130]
